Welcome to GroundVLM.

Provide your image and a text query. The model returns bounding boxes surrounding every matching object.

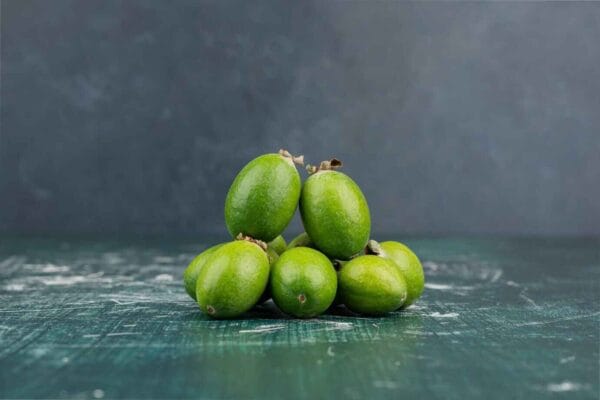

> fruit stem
[279,149,304,166]
[305,158,343,174]
[365,240,383,256]
[235,233,268,252]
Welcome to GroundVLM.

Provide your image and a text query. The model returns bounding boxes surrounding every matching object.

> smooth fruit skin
[286,232,315,250]
[225,154,301,242]
[338,255,407,315]
[268,235,287,255]
[183,244,223,300]
[270,247,337,318]
[380,241,425,308]
[196,241,270,319]
[300,171,370,260]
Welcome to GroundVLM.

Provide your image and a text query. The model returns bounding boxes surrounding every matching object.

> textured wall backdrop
[1,1,599,236]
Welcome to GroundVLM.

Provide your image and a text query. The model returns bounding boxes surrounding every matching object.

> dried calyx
[306,158,343,174]
[235,233,268,252]
[365,240,385,257]
[279,149,304,166]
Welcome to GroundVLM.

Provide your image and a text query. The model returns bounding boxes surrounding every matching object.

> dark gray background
[1,1,599,237]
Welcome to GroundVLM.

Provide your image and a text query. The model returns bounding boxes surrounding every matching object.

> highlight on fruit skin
[338,254,407,315]
[225,150,303,242]
[196,239,270,319]
[299,159,371,260]
[367,239,425,308]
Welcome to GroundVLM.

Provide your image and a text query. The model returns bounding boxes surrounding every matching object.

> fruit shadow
[242,299,397,320]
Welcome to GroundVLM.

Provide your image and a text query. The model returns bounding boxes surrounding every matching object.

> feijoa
[196,240,270,318]
[183,244,223,300]
[338,255,407,315]
[268,235,287,255]
[379,241,425,308]
[300,160,370,259]
[225,150,302,242]
[270,247,337,318]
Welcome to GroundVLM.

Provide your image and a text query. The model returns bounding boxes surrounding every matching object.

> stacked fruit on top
[183,150,424,319]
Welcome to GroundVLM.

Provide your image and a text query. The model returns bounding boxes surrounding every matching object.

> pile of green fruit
[183,150,425,319]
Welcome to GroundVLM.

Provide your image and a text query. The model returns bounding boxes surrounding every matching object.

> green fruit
[270,247,337,318]
[196,240,270,318]
[183,244,223,300]
[268,235,287,255]
[300,169,370,259]
[286,232,315,250]
[380,241,425,308]
[338,255,407,315]
[225,152,301,242]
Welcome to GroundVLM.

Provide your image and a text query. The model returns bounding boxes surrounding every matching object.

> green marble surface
[0,236,598,399]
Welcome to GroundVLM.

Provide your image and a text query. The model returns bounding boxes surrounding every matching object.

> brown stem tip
[365,240,383,256]
[279,149,304,166]
[306,158,343,174]
[235,233,268,252]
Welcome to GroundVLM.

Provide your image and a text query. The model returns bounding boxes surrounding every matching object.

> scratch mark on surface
[239,324,285,334]
[490,270,503,282]
[424,283,453,290]
[422,261,440,272]
[560,356,575,364]
[546,381,583,392]
[4,284,25,291]
[83,334,101,338]
[327,346,335,356]
[425,283,473,291]
[40,264,70,273]
[154,274,174,282]
[0,306,106,313]
[506,280,520,287]
[515,312,600,327]
[519,290,540,309]
[109,299,135,305]
[429,312,459,318]
[0,256,26,272]
[403,330,432,336]
[106,332,141,336]
[104,294,153,305]
[319,321,354,331]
